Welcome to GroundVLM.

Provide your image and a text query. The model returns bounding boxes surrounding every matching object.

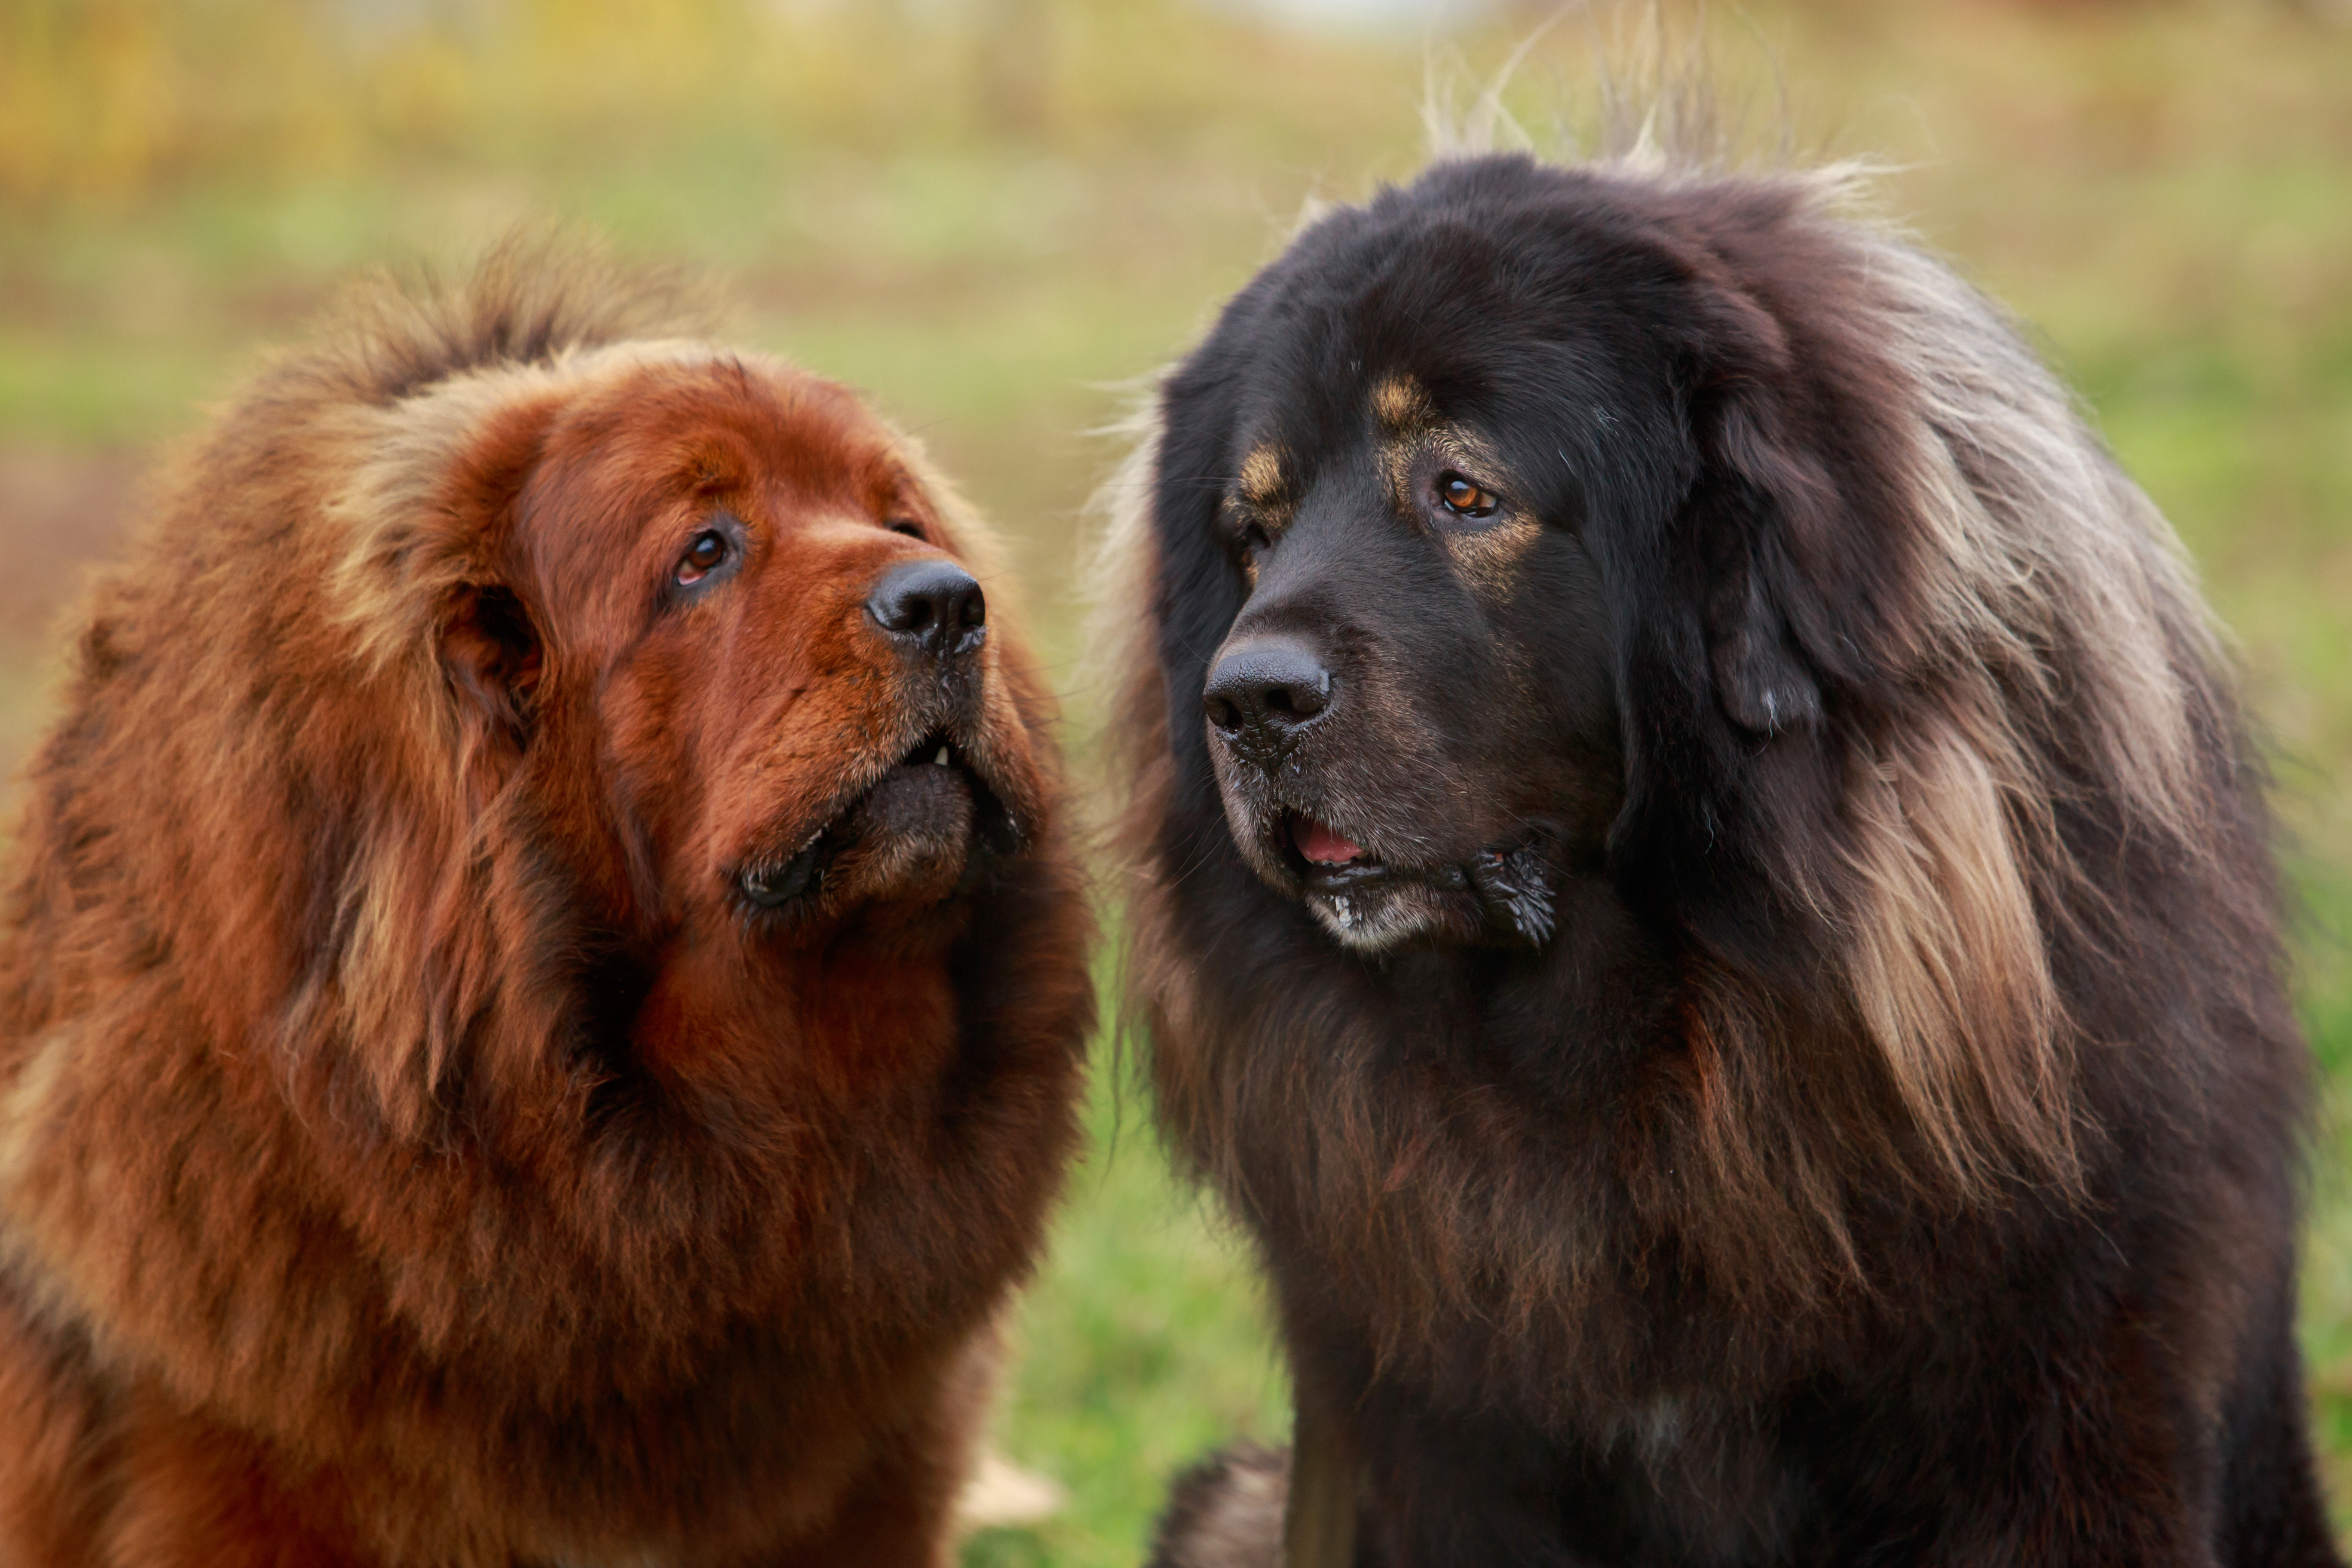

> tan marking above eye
[1238,447,1287,505]
[1371,374,1431,432]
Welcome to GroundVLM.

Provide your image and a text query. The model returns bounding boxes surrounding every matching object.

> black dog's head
[1188,364,1623,951]
[1152,153,1829,955]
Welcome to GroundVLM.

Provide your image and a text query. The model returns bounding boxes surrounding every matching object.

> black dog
[1105,147,2341,1566]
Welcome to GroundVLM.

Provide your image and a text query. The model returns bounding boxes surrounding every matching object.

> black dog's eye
[675,529,731,586]
[1229,519,1273,570]
[1436,473,1501,521]
[885,518,925,539]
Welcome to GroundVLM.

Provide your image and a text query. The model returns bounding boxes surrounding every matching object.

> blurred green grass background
[3,1,2349,1562]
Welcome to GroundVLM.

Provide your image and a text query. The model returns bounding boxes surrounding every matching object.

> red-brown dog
[0,248,1091,1566]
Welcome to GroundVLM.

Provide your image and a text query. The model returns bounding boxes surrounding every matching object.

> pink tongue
[1294,816,1363,866]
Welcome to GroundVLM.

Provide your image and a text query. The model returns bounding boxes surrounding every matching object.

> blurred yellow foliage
[0,0,1434,204]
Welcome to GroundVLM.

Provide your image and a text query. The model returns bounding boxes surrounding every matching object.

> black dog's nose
[1204,637,1332,766]
[867,558,986,660]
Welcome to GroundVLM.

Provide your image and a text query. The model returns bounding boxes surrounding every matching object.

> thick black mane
[1114,151,2336,1567]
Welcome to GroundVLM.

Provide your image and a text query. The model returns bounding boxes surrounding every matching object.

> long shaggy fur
[1104,130,2336,1565]
[0,243,1092,1566]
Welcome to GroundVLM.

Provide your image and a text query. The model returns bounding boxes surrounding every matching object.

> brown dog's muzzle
[865,558,988,665]
[729,550,1029,924]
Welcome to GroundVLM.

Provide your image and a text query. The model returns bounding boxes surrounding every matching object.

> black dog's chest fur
[1361,1395,1821,1568]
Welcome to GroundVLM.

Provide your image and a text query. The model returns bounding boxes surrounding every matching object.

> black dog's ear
[441,583,542,754]
[1602,367,1841,977]
[1694,468,1822,738]
[1688,380,1827,740]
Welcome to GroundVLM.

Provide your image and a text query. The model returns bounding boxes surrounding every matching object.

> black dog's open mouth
[737,732,1020,913]
[1283,809,1390,893]
[1277,808,1559,947]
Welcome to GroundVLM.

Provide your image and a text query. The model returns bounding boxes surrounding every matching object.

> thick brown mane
[294,239,711,406]
[0,245,1090,1565]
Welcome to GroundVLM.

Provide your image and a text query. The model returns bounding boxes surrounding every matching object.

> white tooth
[933,745,950,766]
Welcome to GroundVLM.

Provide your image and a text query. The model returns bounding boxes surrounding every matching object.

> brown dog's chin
[827,764,979,906]
[737,742,1023,925]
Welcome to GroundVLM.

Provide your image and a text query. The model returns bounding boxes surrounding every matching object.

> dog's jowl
[1110,150,2342,1567]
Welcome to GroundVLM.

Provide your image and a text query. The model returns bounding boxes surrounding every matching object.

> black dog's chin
[1211,744,1561,951]
[1244,807,1560,953]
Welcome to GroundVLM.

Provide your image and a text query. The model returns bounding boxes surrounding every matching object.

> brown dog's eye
[1436,474,1500,520]
[677,530,729,586]
[885,519,925,539]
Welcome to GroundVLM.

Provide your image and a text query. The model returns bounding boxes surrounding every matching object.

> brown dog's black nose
[867,559,986,660]
[1204,637,1332,767]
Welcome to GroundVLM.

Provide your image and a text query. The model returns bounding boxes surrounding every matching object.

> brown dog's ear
[441,584,542,753]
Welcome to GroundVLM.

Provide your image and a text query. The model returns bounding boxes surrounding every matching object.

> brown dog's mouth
[736,732,1020,915]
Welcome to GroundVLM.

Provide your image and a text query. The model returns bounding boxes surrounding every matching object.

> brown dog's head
[392,347,1044,944]
[311,318,1072,1112]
